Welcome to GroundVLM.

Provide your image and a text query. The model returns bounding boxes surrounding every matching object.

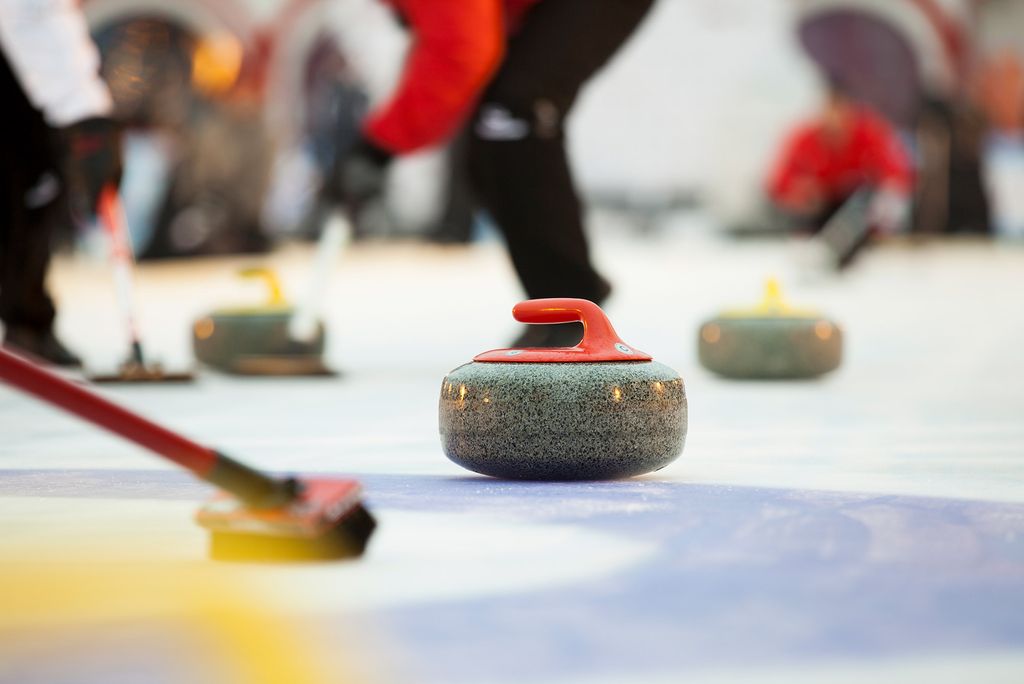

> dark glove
[63,117,123,216]
[321,136,393,212]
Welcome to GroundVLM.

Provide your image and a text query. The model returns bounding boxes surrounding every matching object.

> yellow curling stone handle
[720,278,820,318]
[204,267,293,317]
[239,267,287,307]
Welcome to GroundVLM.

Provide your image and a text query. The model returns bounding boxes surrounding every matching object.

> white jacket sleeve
[0,0,112,127]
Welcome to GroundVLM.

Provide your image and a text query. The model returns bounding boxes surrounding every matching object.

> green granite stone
[698,316,842,379]
[439,360,687,480]
[192,310,324,373]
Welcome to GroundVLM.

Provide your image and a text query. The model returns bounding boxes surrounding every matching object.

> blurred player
[767,78,914,241]
[320,0,654,346]
[0,0,122,365]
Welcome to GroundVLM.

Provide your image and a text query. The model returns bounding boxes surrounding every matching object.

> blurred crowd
[0,0,1023,364]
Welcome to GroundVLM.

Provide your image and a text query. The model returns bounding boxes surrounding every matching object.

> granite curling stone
[439,298,687,480]
[698,279,842,379]
[192,268,327,375]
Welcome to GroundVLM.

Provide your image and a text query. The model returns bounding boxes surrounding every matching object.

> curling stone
[439,298,687,481]
[698,279,842,379]
[192,268,329,375]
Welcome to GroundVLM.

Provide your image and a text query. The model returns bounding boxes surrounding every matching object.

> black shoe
[3,327,82,367]
[510,322,584,349]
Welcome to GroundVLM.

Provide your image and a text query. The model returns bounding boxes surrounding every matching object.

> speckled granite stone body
[439,361,687,480]
[192,311,324,372]
[698,317,842,379]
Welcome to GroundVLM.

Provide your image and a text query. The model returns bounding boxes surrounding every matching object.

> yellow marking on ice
[0,564,351,684]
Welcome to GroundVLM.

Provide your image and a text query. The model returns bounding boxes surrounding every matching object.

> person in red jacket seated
[767,78,914,237]
[321,0,654,347]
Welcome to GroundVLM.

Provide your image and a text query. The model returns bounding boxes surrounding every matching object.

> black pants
[468,0,653,302]
[0,52,61,332]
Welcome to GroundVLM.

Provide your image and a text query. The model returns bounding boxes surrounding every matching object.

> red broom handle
[0,346,217,475]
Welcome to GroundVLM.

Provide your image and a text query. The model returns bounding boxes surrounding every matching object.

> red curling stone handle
[475,298,652,363]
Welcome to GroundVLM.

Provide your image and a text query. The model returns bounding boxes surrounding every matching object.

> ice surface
[2,222,1024,683]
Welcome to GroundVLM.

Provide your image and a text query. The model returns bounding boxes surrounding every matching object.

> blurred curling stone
[193,212,350,376]
[192,267,329,376]
[698,279,842,379]
[439,298,687,480]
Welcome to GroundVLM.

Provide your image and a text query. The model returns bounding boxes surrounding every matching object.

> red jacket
[365,0,541,154]
[767,107,914,210]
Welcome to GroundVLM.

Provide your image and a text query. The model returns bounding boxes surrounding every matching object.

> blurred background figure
[92,14,272,258]
[317,0,655,347]
[766,77,914,237]
[974,0,1024,239]
[0,0,122,366]
[67,0,1022,257]
[786,0,1018,240]
[913,93,991,235]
